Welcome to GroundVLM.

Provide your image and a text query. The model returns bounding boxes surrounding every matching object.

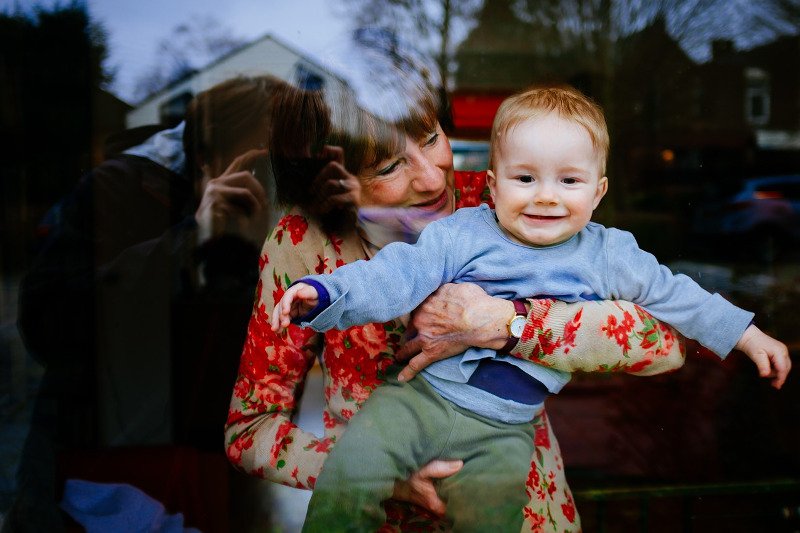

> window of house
[745,67,770,126]
[294,63,325,90]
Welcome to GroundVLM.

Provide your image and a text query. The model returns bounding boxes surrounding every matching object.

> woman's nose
[409,153,442,193]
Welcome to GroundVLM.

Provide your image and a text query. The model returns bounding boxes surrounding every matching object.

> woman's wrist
[472,296,517,350]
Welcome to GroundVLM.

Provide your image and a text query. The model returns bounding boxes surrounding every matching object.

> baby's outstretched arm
[735,324,792,389]
[271,282,319,331]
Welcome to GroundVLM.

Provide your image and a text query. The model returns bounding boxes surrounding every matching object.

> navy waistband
[466,359,550,405]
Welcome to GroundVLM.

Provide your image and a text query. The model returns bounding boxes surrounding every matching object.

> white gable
[126,34,346,127]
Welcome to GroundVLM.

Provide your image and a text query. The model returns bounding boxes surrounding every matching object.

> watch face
[509,316,526,338]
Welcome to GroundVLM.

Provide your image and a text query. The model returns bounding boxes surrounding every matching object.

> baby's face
[488,113,607,247]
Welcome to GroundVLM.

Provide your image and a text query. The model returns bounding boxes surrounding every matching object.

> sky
[0,0,352,103]
[2,0,796,104]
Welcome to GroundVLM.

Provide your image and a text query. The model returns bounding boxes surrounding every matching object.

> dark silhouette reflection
[8,75,292,532]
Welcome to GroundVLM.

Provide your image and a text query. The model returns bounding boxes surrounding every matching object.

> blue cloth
[125,122,186,175]
[467,359,550,404]
[304,204,753,423]
[60,479,200,533]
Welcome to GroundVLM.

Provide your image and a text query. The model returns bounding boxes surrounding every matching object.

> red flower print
[322,410,338,429]
[335,259,345,268]
[250,374,296,410]
[329,234,343,255]
[601,310,635,355]
[305,437,334,453]
[622,310,635,329]
[547,477,557,498]
[561,490,576,523]
[537,330,562,356]
[307,476,316,489]
[323,329,349,360]
[253,279,264,311]
[627,358,653,373]
[562,308,582,353]
[348,323,389,355]
[269,421,295,467]
[287,324,316,350]
[232,378,251,400]
[315,255,329,274]
[341,409,353,420]
[520,300,553,344]
[226,430,254,465]
[272,271,286,307]
[238,304,309,391]
[315,439,332,453]
[239,334,273,381]
[259,252,269,271]
[324,325,393,406]
[526,464,541,494]
[278,214,308,245]
[634,305,677,357]
[534,424,551,450]
[523,507,546,531]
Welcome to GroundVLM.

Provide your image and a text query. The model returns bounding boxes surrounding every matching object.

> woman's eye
[422,132,439,147]
[518,175,533,183]
[376,160,401,176]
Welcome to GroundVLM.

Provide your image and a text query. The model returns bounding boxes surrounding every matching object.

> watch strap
[500,299,528,354]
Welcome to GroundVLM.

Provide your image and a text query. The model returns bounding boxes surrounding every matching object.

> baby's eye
[422,132,439,147]
[562,177,578,185]
[517,175,533,183]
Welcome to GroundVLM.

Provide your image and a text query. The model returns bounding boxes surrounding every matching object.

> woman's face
[358,122,454,216]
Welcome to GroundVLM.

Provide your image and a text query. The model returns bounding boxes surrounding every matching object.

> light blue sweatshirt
[303,204,753,423]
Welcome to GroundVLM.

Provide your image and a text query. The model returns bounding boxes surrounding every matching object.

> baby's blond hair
[490,85,609,174]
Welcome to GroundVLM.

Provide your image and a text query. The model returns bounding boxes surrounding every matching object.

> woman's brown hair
[183,75,286,181]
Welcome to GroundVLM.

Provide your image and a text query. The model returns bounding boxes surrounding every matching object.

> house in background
[126,33,350,128]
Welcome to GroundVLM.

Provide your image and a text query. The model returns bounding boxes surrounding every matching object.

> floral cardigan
[224,171,685,532]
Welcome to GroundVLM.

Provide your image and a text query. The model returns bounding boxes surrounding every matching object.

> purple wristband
[290,278,330,323]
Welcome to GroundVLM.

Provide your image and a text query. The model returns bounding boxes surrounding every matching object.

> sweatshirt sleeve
[302,217,457,331]
[605,229,753,358]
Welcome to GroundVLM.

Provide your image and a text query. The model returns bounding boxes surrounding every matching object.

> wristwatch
[500,299,528,354]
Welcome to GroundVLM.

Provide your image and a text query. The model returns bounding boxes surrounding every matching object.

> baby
[274,86,791,532]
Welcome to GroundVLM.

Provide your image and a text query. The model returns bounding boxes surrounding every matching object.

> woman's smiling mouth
[412,190,448,211]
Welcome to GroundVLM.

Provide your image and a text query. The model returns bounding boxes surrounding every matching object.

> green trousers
[303,374,536,532]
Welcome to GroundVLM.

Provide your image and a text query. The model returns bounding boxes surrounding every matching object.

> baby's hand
[270,282,320,331]
[735,324,792,389]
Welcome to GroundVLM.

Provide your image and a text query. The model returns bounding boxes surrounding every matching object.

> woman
[224,74,684,531]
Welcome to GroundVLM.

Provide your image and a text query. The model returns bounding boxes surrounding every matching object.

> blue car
[693,174,800,259]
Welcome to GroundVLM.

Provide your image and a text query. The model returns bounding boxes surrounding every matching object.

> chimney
[711,39,734,60]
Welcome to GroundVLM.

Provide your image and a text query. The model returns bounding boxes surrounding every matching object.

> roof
[132,32,348,107]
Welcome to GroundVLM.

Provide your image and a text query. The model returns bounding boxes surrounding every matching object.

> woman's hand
[391,459,463,516]
[195,148,271,247]
[396,283,513,382]
[307,145,361,216]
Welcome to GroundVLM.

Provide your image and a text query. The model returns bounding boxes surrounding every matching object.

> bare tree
[514,0,799,64]
[336,0,482,92]
[132,15,246,102]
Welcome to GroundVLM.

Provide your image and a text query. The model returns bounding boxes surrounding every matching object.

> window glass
[1,1,798,531]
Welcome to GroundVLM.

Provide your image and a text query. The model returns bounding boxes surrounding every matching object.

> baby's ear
[486,170,497,200]
[593,176,608,209]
